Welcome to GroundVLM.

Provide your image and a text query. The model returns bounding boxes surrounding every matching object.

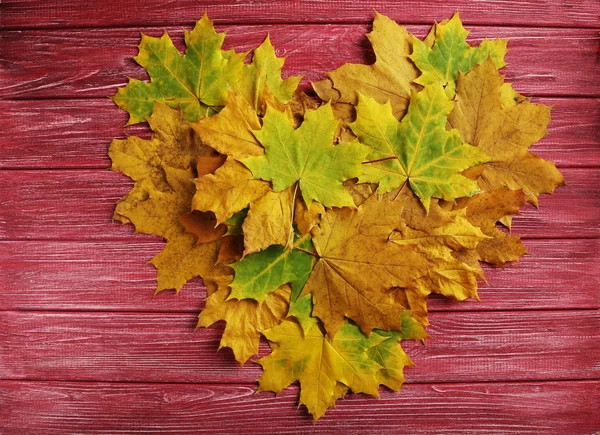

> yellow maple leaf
[313,11,419,120]
[301,194,429,337]
[192,158,271,223]
[198,281,291,365]
[456,188,529,266]
[109,103,222,292]
[449,58,565,206]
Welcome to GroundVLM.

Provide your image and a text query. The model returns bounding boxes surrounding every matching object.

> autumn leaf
[243,103,370,208]
[233,35,302,113]
[229,232,314,302]
[151,231,221,293]
[259,310,428,420]
[410,12,507,98]
[109,103,199,237]
[241,187,295,255]
[449,59,564,206]
[367,311,429,390]
[258,318,385,420]
[109,103,226,292]
[192,90,263,160]
[112,14,245,124]
[456,188,529,266]
[389,210,486,310]
[350,84,489,211]
[198,282,291,365]
[192,158,271,223]
[301,194,429,337]
[313,11,419,120]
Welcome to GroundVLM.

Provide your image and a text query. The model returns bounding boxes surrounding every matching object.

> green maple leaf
[112,13,246,124]
[411,12,507,98]
[350,84,489,211]
[243,103,370,208]
[228,233,314,302]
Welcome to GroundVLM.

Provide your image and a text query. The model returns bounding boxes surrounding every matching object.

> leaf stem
[362,156,399,165]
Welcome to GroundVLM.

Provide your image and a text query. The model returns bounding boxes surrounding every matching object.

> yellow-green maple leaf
[259,310,427,420]
[258,318,385,420]
[243,103,370,208]
[233,35,302,114]
[410,12,507,98]
[350,84,489,211]
[112,13,245,124]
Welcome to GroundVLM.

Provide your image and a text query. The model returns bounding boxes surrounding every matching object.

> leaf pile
[109,13,564,420]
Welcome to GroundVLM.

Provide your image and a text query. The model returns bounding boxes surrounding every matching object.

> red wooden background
[1,1,599,433]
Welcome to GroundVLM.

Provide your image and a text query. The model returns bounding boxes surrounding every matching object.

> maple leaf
[313,11,419,120]
[151,231,221,293]
[391,211,487,303]
[410,12,507,98]
[228,233,314,302]
[301,194,429,337]
[258,318,385,420]
[350,84,489,211]
[243,103,370,208]
[109,103,224,292]
[456,188,529,266]
[241,187,295,255]
[367,311,429,390]
[192,158,271,223]
[233,35,302,114]
[198,280,291,365]
[259,310,428,420]
[109,103,199,237]
[449,59,565,206]
[192,90,263,160]
[112,14,245,124]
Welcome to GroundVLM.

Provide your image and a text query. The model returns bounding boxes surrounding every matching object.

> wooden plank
[1,97,597,170]
[1,310,597,384]
[1,0,599,29]
[0,239,597,313]
[0,380,597,433]
[2,26,600,100]
[0,168,594,241]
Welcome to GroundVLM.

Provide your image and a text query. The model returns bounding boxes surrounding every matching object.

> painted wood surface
[1,0,599,432]
[2,26,600,99]
[1,310,598,383]
[1,0,599,28]
[1,380,598,434]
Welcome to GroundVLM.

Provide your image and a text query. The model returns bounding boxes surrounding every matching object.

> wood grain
[1,0,599,29]
[0,239,597,313]
[0,168,593,241]
[2,26,600,100]
[1,310,597,384]
[1,97,598,169]
[0,380,597,433]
